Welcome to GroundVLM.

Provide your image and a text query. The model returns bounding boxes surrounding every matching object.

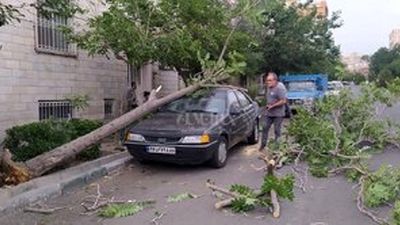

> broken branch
[24,206,64,214]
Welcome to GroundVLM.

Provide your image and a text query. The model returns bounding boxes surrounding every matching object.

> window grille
[39,100,72,120]
[104,99,114,119]
[35,5,76,55]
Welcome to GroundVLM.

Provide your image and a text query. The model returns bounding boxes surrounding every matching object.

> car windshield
[285,81,317,92]
[159,89,226,114]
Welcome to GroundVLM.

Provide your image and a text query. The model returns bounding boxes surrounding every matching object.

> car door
[226,90,243,147]
[234,90,256,141]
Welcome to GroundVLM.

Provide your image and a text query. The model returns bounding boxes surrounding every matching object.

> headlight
[181,134,210,144]
[126,133,145,142]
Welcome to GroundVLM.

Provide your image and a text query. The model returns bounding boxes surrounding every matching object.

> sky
[328,0,400,56]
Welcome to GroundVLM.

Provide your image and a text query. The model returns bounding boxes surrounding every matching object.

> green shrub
[5,119,102,162]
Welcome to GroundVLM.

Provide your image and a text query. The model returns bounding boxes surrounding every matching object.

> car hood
[287,91,319,99]
[130,112,223,136]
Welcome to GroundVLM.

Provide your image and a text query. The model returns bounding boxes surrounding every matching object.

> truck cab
[280,74,328,112]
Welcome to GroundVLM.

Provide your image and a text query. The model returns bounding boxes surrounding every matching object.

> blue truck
[280,74,328,112]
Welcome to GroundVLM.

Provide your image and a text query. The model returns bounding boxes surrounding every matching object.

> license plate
[147,146,176,155]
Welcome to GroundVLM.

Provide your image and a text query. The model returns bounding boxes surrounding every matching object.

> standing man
[259,72,288,151]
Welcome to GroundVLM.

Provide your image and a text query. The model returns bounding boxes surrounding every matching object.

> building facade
[315,0,328,18]
[0,0,166,141]
[286,0,329,18]
[390,29,400,49]
[341,53,369,76]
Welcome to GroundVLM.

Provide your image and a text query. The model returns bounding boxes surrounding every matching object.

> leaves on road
[98,201,154,218]
[167,192,198,203]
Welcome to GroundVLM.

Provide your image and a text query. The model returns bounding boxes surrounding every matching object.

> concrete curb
[0,151,132,213]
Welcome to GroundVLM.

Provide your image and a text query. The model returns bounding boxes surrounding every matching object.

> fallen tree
[0,0,260,183]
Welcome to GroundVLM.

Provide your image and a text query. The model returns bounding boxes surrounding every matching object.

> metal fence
[39,100,73,121]
[35,13,77,55]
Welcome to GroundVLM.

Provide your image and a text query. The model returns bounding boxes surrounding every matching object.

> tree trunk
[21,83,202,178]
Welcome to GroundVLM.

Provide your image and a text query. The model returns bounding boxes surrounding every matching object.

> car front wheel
[210,137,228,168]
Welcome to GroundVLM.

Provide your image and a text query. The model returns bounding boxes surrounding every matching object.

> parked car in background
[124,86,260,168]
[342,81,354,86]
[280,74,328,113]
[327,81,345,96]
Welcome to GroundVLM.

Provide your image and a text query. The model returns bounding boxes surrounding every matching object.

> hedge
[4,119,102,162]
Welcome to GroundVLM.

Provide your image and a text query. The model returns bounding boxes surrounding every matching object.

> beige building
[0,0,181,141]
[390,28,400,49]
[286,0,329,18]
[315,0,329,17]
[341,53,369,76]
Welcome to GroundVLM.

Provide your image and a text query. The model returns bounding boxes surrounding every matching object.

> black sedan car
[124,86,260,168]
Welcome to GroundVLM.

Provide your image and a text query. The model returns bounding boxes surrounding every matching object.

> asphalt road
[2,86,400,225]
[2,142,400,225]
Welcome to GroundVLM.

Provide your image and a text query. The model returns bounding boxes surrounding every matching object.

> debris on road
[98,201,153,218]
[167,192,199,203]
[79,183,155,218]
[207,153,294,218]
[24,205,64,214]
[151,211,166,225]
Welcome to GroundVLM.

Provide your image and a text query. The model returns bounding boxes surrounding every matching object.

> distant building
[286,0,329,18]
[315,0,329,18]
[341,53,369,76]
[390,29,400,49]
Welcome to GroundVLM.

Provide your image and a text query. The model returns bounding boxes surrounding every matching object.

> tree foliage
[393,201,400,225]
[289,84,399,176]
[370,46,400,86]
[260,0,342,75]
[62,0,258,83]
[229,173,294,213]
[363,165,400,208]
[0,0,82,27]
[287,82,400,224]
[0,2,23,26]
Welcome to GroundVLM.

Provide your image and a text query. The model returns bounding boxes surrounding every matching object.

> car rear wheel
[210,137,228,168]
[247,120,259,144]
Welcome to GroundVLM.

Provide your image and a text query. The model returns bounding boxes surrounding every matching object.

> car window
[234,91,251,107]
[227,91,238,104]
[159,89,227,114]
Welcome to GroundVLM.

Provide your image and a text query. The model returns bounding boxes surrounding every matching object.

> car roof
[201,84,248,93]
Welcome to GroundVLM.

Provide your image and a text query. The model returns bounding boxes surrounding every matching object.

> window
[36,1,76,55]
[234,91,251,107]
[39,100,72,120]
[227,90,239,105]
[104,99,114,119]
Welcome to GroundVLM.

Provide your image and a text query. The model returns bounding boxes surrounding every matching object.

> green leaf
[261,174,295,201]
[167,192,197,203]
[99,203,146,218]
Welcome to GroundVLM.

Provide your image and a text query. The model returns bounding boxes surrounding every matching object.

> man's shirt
[265,82,287,117]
